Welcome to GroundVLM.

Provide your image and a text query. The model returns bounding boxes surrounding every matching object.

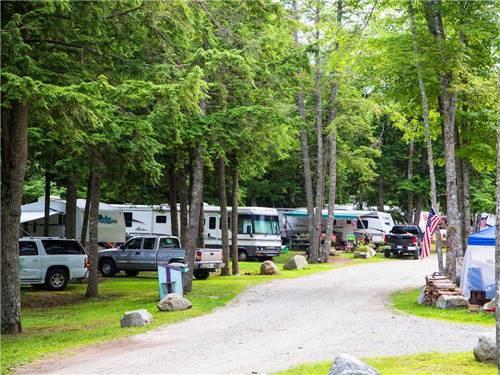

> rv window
[347,220,351,224]
[159,237,180,249]
[19,241,38,256]
[356,220,369,229]
[209,217,216,230]
[143,238,156,250]
[123,238,142,250]
[333,220,337,226]
[237,215,253,235]
[253,215,279,235]
[42,240,86,255]
[155,215,167,224]
[124,212,133,228]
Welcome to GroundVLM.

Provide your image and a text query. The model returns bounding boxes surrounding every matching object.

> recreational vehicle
[111,204,171,237]
[20,197,126,244]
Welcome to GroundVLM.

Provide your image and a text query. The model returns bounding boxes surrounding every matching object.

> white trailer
[110,204,171,237]
[20,197,126,244]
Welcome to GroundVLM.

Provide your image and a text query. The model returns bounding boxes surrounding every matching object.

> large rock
[354,252,372,259]
[260,260,279,275]
[417,290,426,305]
[120,309,153,328]
[435,295,468,309]
[158,293,192,312]
[328,353,379,375]
[483,298,496,311]
[473,332,496,363]
[283,255,309,270]
[367,247,377,257]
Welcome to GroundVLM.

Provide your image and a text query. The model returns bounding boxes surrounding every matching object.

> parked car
[383,225,423,259]
[19,237,88,291]
[97,235,223,280]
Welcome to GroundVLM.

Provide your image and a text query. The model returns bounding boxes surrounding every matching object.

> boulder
[435,295,468,309]
[473,332,496,363]
[354,252,372,259]
[158,293,192,312]
[417,290,426,305]
[260,260,279,275]
[328,353,379,375]
[283,255,309,270]
[367,247,377,257]
[120,309,153,328]
[483,298,496,311]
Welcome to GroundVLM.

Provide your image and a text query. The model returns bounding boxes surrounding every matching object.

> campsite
[2,1,500,374]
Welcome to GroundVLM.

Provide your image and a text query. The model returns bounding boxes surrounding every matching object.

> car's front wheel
[99,259,117,277]
[45,268,69,291]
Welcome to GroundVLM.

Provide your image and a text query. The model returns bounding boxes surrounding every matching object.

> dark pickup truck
[383,225,423,259]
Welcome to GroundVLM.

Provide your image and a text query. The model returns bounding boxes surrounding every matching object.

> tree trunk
[81,170,92,245]
[197,189,205,248]
[322,119,337,263]
[494,70,500,373]
[462,157,471,254]
[168,164,179,237]
[85,167,100,298]
[65,177,77,239]
[414,194,424,227]
[311,2,324,263]
[293,0,315,249]
[216,157,231,276]
[407,139,414,224]
[378,179,384,212]
[44,171,51,236]
[410,0,444,273]
[184,144,204,293]
[231,160,240,275]
[1,101,28,334]
[178,165,189,247]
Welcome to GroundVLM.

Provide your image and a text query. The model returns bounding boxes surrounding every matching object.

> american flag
[479,216,487,230]
[422,207,442,259]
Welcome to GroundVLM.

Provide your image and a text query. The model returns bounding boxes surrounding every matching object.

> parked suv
[19,237,88,291]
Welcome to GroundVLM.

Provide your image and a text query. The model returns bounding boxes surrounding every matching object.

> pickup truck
[20,237,88,291]
[98,235,223,280]
[383,225,423,259]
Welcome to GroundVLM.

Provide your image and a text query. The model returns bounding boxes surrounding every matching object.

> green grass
[274,352,495,375]
[391,289,494,326]
[1,253,384,373]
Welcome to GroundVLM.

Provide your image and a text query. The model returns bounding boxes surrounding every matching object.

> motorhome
[279,208,395,247]
[20,197,126,244]
[113,203,282,260]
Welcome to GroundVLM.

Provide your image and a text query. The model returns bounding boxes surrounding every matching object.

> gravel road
[18,257,490,375]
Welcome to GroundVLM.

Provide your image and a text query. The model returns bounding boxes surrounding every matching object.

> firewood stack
[423,273,463,305]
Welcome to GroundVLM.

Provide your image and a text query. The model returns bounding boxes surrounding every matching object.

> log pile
[423,273,463,305]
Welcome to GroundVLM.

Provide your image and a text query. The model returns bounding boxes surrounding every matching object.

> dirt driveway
[18,257,490,374]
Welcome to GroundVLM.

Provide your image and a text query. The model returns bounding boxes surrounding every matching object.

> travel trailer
[20,197,126,244]
[113,203,282,260]
[279,208,395,247]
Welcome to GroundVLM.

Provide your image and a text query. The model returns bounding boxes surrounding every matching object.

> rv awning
[283,210,361,220]
[468,226,495,247]
[20,210,59,223]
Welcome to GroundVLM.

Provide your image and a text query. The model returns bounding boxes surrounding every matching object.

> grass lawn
[391,289,494,326]
[1,251,387,373]
[274,352,495,375]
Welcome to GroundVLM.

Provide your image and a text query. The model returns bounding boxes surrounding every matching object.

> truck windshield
[252,215,279,235]
[391,226,419,235]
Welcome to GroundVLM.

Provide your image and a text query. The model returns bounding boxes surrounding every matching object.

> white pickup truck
[98,235,223,280]
[19,237,88,291]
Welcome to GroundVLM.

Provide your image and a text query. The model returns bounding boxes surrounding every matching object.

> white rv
[20,197,126,244]
[113,203,282,260]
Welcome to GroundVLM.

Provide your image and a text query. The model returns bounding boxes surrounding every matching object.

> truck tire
[384,250,391,258]
[125,270,140,277]
[99,258,117,277]
[193,269,210,280]
[413,249,420,259]
[45,268,69,291]
[238,250,248,262]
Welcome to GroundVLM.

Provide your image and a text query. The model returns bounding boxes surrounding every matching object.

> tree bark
[65,177,77,239]
[410,0,444,273]
[44,171,51,236]
[1,101,28,334]
[407,139,414,224]
[197,187,205,248]
[494,70,500,373]
[293,0,315,248]
[414,194,424,227]
[216,157,231,276]
[167,164,179,238]
[178,165,189,247]
[81,170,92,245]
[85,166,100,298]
[231,160,240,276]
[461,157,471,254]
[378,179,384,212]
[184,144,204,293]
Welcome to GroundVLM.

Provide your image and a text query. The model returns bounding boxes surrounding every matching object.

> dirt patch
[22,291,125,309]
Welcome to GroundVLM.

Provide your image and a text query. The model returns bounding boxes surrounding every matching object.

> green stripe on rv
[283,211,360,220]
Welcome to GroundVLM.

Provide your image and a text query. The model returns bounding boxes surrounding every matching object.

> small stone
[435,295,468,309]
[260,260,279,275]
[328,353,379,375]
[283,255,309,270]
[473,332,496,363]
[483,298,496,311]
[158,293,192,312]
[417,290,426,305]
[120,309,153,328]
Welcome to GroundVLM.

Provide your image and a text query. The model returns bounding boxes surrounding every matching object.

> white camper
[20,197,126,244]
[111,204,171,237]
